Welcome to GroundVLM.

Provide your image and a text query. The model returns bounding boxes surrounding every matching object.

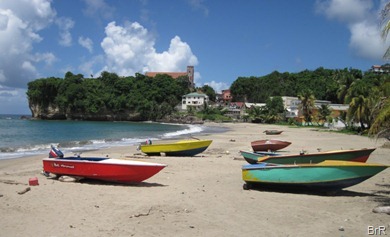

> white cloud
[204,81,229,93]
[100,21,198,76]
[32,52,56,65]
[82,0,115,20]
[79,36,94,53]
[188,0,209,16]
[316,0,373,23]
[0,0,56,88]
[55,17,74,47]
[0,86,29,114]
[349,20,387,59]
[316,0,388,60]
[79,55,104,77]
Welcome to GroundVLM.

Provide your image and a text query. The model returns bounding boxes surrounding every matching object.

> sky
[0,0,389,114]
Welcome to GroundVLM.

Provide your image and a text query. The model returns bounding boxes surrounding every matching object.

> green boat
[240,148,376,165]
[242,160,388,191]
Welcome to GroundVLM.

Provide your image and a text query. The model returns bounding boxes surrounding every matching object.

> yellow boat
[140,139,212,156]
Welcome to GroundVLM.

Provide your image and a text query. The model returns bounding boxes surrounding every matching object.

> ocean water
[0,114,226,160]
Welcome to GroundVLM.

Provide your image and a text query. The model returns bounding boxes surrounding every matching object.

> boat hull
[242,160,388,191]
[140,140,212,156]
[264,130,283,135]
[240,148,376,165]
[43,157,166,183]
[251,139,291,152]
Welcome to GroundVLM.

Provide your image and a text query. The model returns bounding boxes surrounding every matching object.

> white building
[182,92,209,110]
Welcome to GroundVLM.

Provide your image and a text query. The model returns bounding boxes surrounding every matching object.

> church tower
[187,66,194,88]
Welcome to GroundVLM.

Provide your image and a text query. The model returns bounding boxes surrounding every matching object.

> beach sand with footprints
[0,123,389,237]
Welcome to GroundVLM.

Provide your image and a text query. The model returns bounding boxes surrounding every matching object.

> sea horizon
[0,114,228,160]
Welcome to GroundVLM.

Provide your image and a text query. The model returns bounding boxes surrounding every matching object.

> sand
[0,123,389,237]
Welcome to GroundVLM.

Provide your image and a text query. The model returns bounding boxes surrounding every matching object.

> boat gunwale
[42,157,167,167]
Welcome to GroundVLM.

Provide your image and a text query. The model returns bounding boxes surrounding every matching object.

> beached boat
[242,160,388,191]
[240,148,376,164]
[43,147,166,183]
[251,139,291,152]
[140,139,212,156]
[263,130,283,135]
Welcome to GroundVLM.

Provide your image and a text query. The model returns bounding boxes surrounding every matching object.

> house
[280,96,349,124]
[182,92,209,110]
[371,64,390,74]
[281,96,300,118]
[224,102,246,119]
[146,66,195,88]
[221,89,232,104]
[245,103,266,109]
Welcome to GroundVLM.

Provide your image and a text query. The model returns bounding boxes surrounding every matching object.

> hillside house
[182,92,209,110]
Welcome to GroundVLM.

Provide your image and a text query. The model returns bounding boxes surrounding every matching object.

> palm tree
[347,95,370,131]
[298,90,315,126]
[381,2,390,59]
[248,105,266,123]
[344,80,372,132]
[317,104,332,125]
[368,5,390,139]
[369,96,390,140]
[368,80,390,140]
[334,69,356,103]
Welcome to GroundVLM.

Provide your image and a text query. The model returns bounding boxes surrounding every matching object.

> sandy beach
[0,122,389,237]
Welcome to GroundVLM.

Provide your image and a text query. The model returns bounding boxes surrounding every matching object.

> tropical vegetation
[27,66,389,139]
[27,71,191,121]
[230,67,389,139]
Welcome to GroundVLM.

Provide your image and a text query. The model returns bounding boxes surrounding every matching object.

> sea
[0,114,227,160]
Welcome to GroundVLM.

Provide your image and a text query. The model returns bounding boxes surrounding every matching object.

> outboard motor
[49,145,64,158]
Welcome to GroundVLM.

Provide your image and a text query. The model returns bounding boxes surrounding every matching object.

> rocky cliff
[29,103,143,121]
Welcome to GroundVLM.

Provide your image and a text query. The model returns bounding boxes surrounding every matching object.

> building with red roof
[146,66,194,88]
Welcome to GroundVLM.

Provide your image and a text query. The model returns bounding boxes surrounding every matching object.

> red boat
[251,139,291,152]
[43,146,166,183]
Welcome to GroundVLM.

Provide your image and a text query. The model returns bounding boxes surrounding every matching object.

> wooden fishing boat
[43,147,166,183]
[140,139,212,156]
[263,130,283,135]
[242,160,388,191]
[251,139,291,151]
[240,148,376,164]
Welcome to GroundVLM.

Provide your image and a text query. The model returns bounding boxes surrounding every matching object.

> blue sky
[0,0,389,114]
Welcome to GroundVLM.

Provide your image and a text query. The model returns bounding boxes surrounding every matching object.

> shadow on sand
[46,178,167,188]
[73,178,167,187]
[369,184,390,206]
[243,183,385,197]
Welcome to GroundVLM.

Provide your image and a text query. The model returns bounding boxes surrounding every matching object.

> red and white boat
[43,146,166,183]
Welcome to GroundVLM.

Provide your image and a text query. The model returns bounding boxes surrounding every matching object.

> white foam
[162,125,203,138]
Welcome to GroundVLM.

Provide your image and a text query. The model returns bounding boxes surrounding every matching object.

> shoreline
[0,122,228,160]
[0,122,389,237]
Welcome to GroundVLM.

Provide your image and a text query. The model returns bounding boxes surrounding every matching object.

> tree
[317,104,332,125]
[298,90,315,126]
[247,105,267,123]
[197,85,216,102]
[334,68,357,104]
[344,79,373,132]
[381,2,390,59]
[264,96,284,123]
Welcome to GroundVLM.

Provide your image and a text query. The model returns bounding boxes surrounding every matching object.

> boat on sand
[140,139,212,156]
[251,139,291,152]
[240,148,376,164]
[43,146,166,183]
[263,130,283,135]
[242,160,388,191]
